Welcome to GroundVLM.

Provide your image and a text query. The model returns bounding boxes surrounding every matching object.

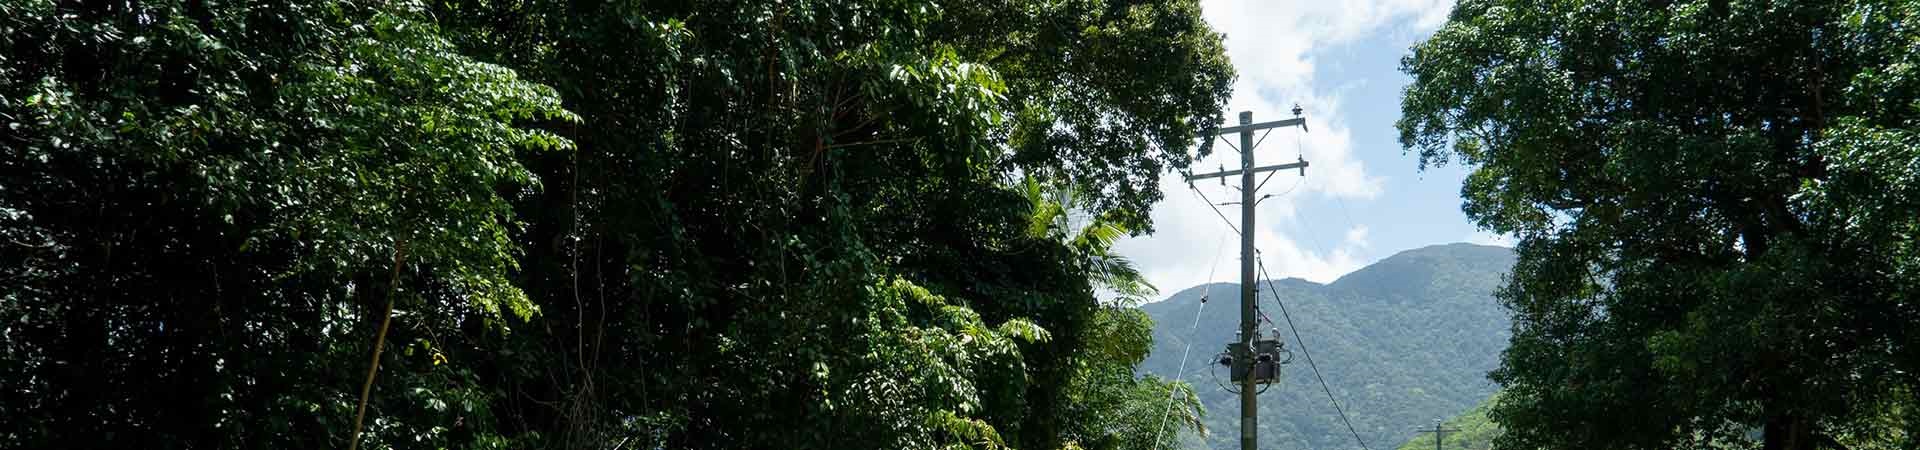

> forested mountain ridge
[1138,243,1514,450]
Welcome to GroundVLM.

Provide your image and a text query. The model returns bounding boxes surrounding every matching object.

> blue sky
[1114,0,1509,295]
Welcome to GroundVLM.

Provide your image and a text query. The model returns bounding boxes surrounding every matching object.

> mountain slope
[1138,243,1514,450]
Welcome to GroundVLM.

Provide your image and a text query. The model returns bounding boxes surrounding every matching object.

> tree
[1400,1,1920,449]
[3,0,1235,448]
[1023,176,1205,450]
[1,0,570,447]
[423,0,1232,447]
[1024,176,1160,306]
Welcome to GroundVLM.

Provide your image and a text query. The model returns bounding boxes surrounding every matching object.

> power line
[1269,176,1305,201]
[1333,195,1359,234]
[1151,234,1229,450]
[1187,182,1241,235]
[1256,257,1372,450]
[1184,110,1309,450]
[1293,123,1359,235]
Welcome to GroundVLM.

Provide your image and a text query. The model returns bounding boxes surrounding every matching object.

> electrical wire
[1256,257,1373,450]
[1290,122,1359,236]
[1188,182,1241,235]
[1150,234,1228,450]
[1333,195,1360,233]
[1249,176,1307,210]
[1182,115,1366,449]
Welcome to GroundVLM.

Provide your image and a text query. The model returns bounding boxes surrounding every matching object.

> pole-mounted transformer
[1218,336,1289,384]
[1184,107,1309,450]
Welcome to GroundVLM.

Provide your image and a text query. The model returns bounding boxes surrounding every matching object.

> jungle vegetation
[1402,1,1920,449]
[0,0,1234,448]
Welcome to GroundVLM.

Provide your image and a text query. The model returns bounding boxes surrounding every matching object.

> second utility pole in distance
[1185,109,1308,450]
[1417,420,1462,450]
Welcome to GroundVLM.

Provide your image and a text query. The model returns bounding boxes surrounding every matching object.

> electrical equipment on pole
[1183,107,1308,450]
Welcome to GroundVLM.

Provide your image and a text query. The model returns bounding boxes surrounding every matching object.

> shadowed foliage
[1402,1,1920,449]
[0,0,1234,449]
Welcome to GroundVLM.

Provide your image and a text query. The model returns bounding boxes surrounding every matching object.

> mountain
[1137,243,1515,450]
[1396,393,1500,450]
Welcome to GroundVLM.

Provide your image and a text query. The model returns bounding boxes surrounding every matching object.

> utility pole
[1185,109,1308,450]
[1417,420,1462,450]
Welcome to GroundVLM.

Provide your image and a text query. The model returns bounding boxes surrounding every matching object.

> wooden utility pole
[1185,109,1307,450]
[1417,420,1462,450]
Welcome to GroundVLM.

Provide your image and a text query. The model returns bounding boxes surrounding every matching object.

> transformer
[1218,337,1288,384]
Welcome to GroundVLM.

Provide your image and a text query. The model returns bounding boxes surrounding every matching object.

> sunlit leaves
[1400,1,1920,449]
[2,0,567,447]
[3,0,1228,448]
[846,278,1045,449]
[279,3,572,319]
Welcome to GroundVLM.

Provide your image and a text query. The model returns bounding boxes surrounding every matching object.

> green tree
[2,0,1234,448]
[1,0,570,447]
[1024,176,1204,450]
[1400,1,1920,449]
[1024,177,1160,305]
[425,0,1233,447]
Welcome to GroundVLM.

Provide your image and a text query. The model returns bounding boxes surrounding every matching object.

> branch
[348,241,409,450]
[824,136,920,149]
[831,106,896,140]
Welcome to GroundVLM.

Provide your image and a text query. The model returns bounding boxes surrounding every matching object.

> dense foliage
[1401,1,1920,449]
[0,0,1234,449]
[1140,243,1515,450]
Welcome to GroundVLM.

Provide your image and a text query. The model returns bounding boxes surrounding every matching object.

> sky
[1113,0,1510,297]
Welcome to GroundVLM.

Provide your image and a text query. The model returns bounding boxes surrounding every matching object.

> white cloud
[1253,225,1367,284]
[1465,230,1514,247]
[1117,0,1454,299]
[1344,225,1371,249]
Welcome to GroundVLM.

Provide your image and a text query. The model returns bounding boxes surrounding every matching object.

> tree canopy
[0,0,1234,448]
[1401,1,1920,449]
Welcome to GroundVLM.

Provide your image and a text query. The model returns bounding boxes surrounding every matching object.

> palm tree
[1021,176,1158,306]
[1022,176,1203,450]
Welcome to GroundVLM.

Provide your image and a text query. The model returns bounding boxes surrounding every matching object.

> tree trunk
[1763,413,1815,450]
